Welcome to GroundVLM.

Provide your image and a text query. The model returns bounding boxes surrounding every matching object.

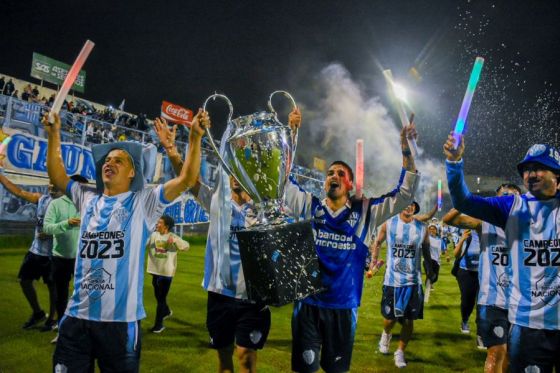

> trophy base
[236,220,324,306]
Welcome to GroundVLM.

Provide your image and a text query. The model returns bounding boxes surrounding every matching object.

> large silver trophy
[203,91,323,306]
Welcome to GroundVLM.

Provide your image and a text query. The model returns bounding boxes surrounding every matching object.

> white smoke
[298,63,446,212]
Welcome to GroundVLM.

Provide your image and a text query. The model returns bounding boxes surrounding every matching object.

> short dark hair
[160,215,175,230]
[495,183,522,194]
[329,161,354,182]
[70,174,89,183]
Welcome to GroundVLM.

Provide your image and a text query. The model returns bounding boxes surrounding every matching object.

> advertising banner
[161,101,193,126]
[30,52,87,93]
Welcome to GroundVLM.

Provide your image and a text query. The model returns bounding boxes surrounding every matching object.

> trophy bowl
[202,91,323,306]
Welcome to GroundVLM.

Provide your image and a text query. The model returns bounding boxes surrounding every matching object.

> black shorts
[206,291,271,350]
[53,315,141,373]
[291,302,357,373]
[476,305,509,347]
[423,259,440,284]
[52,257,75,284]
[18,251,52,283]
[381,285,424,321]
[508,324,560,373]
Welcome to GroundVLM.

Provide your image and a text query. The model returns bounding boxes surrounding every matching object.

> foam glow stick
[453,57,485,148]
[49,40,95,122]
[0,136,11,155]
[355,139,364,198]
[383,69,418,157]
[437,179,443,211]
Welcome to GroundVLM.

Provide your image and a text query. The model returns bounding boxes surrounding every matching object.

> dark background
[2,0,559,177]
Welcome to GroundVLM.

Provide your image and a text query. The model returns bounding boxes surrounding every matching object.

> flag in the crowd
[118,99,125,111]
[313,157,326,171]
[161,101,193,126]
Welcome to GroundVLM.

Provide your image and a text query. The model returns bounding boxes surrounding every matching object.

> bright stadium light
[392,83,408,103]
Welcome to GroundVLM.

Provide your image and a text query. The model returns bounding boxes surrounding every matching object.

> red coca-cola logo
[161,101,193,125]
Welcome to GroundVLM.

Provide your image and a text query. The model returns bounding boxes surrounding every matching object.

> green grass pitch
[0,237,486,372]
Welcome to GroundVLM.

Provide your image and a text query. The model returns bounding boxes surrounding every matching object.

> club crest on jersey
[81,267,114,300]
[112,207,130,224]
[497,272,510,289]
[533,274,560,306]
[347,212,359,227]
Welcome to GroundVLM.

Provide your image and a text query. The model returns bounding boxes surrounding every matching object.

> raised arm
[442,208,481,230]
[415,202,437,223]
[43,113,71,194]
[369,222,387,271]
[162,109,207,202]
[444,133,512,229]
[453,229,471,258]
[0,172,41,203]
[153,117,183,175]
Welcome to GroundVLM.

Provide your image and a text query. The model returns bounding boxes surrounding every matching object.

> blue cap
[517,144,560,176]
[92,142,145,193]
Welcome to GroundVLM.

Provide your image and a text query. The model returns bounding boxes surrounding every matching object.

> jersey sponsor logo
[532,274,560,306]
[523,240,560,267]
[81,267,114,300]
[314,229,356,250]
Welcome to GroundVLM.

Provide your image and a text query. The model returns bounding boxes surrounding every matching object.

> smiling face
[324,163,353,201]
[101,149,135,191]
[155,218,168,234]
[521,162,559,198]
[399,203,416,220]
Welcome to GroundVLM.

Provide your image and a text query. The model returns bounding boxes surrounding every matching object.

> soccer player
[145,214,190,333]
[285,122,420,373]
[43,174,89,343]
[0,165,60,330]
[445,134,560,372]
[370,201,433,368]
[153,108,302,373]
[46,109,207,372]
[443,183,521,373]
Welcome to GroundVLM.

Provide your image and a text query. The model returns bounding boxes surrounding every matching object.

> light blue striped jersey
[196,183,257,299]
[505,194,560,329]
[29,194,53,256]
[459,230,480,271]
[284,169,420,308]
[65,181,169,322]
[478,222,510,309]
[447,159,560,330]
[428,235,445,264]
[383,215,426,287]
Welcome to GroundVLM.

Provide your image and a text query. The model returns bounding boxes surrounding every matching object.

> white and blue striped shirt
[65,181,169,322]
[478,222,510,309]
[383,215,425,287]
[428,235,445,264]
[448,159,560,330]
[29,194,53,257]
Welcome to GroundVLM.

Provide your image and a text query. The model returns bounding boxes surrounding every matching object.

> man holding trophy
[154,104,303,373]
[284,122,420,373]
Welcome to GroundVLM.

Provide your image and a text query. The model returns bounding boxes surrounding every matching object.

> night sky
[2,0,560,179]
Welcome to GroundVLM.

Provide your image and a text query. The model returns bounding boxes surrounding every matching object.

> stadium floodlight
[392,83,408,103]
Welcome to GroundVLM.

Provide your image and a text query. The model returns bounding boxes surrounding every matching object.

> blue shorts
[53,315,141,373]
[381,285,424,321]
[508,324,560,373]
[476,305,509,347]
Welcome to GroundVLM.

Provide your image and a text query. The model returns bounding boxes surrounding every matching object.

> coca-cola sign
[161,101,193,126]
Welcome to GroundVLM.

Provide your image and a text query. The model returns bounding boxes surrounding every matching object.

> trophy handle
[267,90,299,163]
[202,93,250,195]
